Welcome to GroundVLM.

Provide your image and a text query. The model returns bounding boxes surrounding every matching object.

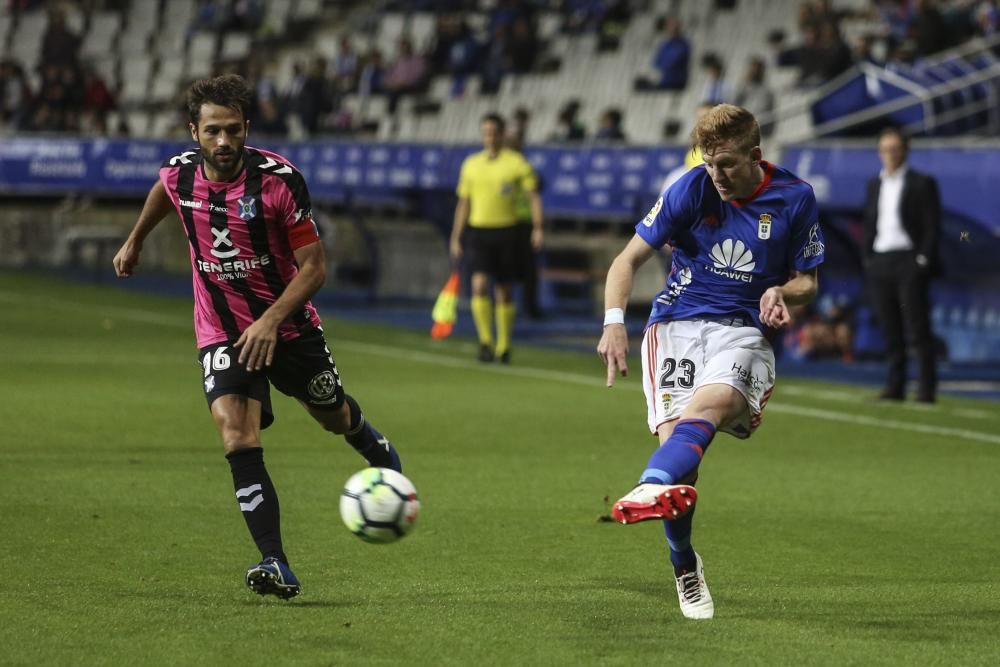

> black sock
[226,447,288,564]
[343,394,398,470]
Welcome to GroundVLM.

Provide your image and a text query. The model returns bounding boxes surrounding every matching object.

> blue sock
[640,419,716,484]
[664,508,697,569]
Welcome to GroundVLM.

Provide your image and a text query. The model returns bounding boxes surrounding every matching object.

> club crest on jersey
[308,370,341,402]
[643,197,663,227]
[237,196,257,221]
[757,213,772,240]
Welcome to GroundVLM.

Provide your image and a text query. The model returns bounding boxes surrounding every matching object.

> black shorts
[465,226,522,283]
[197,327,345,430]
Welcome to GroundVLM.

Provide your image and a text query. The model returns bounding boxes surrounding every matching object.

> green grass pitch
[2,271,999,666]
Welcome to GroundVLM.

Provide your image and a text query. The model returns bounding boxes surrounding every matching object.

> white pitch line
[5,290,998,444]
[764,403,1000,445]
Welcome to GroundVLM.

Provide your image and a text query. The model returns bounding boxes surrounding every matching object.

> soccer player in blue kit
[597,104,825,620]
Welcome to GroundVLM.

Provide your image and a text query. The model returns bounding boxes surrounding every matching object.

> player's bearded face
[191,103,248,179]
[702,142,763,202]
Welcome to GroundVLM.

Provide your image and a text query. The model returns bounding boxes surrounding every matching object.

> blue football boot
[372,427,403,473]
[245,557,301,599]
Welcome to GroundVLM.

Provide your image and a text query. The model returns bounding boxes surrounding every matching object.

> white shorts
[640,319,776,439]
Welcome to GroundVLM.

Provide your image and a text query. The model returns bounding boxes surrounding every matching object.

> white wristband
[604,308,625,326]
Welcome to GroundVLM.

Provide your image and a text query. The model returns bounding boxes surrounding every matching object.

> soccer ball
[339,468,420,543]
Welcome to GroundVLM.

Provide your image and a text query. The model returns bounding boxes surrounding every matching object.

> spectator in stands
[549,99,587,142]
[862,126,941,403]
[290,57,335,135]
[851,33,884,65]
[700,53,732,105]
[563,0,605,35]
[229,0,264,32]
[508,106,530,150]
[597,0,631,51]
[909,0,952,56]
[385,37,429,114]
[358,49,386,98]
[40,6,81,70]
[245,58,278,119]
[193,0,230,33]
[450,112,544,364]
[333,34,360,94]
[507,16,539,74]
[81,63,116,135]
[818,22,855,80]
[429,14,462,76]
[785,301,855,362]
[594,107,627,143]
[254,96,288,136]
[29,63,82,132]
[481,23,511,94]
[489,0,530,32]
[448,18,482,96]
[635,16,690,91]
[734,57,774,136]
[0,59,31,131]
[973,0,1000,36]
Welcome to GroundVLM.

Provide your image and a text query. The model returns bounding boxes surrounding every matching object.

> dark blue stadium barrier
[782,144,1000,237]
[0,137,685,219]
[811,69,926,135]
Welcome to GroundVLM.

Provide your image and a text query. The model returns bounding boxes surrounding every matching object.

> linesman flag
[430,271,460,339]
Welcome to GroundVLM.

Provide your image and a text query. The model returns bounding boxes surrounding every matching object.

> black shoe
[499,350,511,365]
[478,345,495,363]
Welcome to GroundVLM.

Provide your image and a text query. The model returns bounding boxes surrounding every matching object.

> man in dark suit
[862,127,941,403]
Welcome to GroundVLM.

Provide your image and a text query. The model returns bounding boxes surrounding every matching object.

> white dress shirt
[873,166,914,253]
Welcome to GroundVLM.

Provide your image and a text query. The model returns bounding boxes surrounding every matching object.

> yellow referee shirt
[456,148,538,228]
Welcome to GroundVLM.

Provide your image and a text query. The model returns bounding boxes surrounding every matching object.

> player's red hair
[692,104,761,154]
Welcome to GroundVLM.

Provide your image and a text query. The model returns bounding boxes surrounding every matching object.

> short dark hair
[878,125,909,150]
[481,112,506,133]
[187,74,253,125]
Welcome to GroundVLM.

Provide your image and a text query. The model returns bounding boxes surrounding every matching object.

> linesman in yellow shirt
[450,112,544,363]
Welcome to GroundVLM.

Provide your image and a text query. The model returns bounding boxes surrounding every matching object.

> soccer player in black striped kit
[113,74,402,599]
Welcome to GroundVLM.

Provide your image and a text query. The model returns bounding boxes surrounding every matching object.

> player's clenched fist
[112,240,141,277]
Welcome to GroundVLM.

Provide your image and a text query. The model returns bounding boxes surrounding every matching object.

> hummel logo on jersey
[708,239,755,283]
[169,150,197,166]
[179,198,202,209]
[210,227,240,259]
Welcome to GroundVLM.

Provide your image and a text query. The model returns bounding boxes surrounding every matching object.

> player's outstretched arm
[113,180,173,277]
[235,241,326,371]
[597,234,655,387]
[760,268,818,328]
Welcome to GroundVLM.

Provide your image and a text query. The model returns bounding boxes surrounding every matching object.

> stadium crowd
[2,0,999,139]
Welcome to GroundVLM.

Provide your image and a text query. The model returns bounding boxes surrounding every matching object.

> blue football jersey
[636,161,825,332]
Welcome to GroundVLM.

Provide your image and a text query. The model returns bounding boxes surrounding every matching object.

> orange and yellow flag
[430,271,460,339]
